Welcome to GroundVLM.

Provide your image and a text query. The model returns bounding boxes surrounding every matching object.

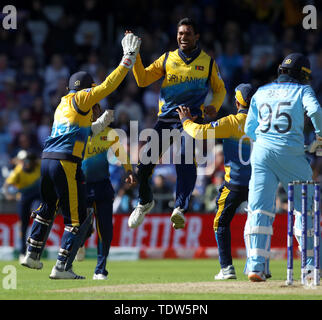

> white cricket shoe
[170,207,185,229]
[128,200,155,228]
[20,252,43,270]
[93,273,108,280]
[214,265,237,280]
[19,254,25,264]
[49,265,85,279]
[75,246,86,261]
[248,271,266,282]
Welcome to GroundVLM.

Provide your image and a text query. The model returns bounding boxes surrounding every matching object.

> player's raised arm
[205,61,226,117]
[133,53,167,87]
[74,33,141,111]
[177,106,233,140]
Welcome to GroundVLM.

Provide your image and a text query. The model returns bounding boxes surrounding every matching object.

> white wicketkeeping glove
[120,33,141,69]
[91,109,114,137]
[308,135,322,156]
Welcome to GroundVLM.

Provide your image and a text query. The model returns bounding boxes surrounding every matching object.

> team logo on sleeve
[211,121,219,127]
[195,65,204,71]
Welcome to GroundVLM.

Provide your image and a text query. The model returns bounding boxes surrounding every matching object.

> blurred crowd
[0,0,321,213]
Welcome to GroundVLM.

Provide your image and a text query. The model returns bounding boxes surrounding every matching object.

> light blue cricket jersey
[245,74,322,155]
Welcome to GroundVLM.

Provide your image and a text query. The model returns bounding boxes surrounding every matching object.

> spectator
[11,31,35,65]
[43,54,69,107]
[30,96,45,126]
[80,50,102,79]
[15,55,40,91]
[25,0,49,61]
[18,80,42,109]
[310,47,322,104]
[0,54,16,91]
[0,0,321,218]
[152,174,173,212]
[142,81,160,114]
[217,41,243,93]
[0,118,12,168]
[37,113,52,147]
[115,93,143,124]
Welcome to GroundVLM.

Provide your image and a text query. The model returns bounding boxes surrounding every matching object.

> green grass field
[0,258,321,300]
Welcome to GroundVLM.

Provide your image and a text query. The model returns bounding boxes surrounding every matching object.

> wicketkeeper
[21,33,141,279]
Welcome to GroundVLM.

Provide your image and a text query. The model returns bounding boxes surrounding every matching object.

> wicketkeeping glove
[120,33,141,69]
[91,109,114,137]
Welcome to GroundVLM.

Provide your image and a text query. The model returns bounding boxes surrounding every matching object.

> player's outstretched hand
[125,171,137,187]
[176,105,197,122]
[120,31,141,69]
[308,135,322,156]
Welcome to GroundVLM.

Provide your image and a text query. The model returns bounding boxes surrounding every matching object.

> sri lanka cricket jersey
[82,127,132,183]
[42,66,129,163]
[182,109,251,187]
[5,162,41,196]
[133,48,226,119]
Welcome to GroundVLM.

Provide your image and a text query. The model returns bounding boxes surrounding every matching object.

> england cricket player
[244,53,322,282]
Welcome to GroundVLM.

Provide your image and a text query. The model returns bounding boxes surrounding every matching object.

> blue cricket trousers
[137,119,197,212]
[86,179,114,276]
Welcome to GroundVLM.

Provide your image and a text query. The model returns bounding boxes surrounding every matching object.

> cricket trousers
[17,192,40,255]
[137,119,197,212]
[214,183,248,269]
[86,179,114,276]
[27,158,87,263]
[244,143,322,274]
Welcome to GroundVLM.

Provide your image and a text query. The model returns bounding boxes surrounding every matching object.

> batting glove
[308,135,322,155]
[120,33,141,69]
[91,109,114,137]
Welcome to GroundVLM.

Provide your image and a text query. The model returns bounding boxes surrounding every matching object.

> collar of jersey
[178,46,201,65]
[275,74,300,84]
[238,109,248,114]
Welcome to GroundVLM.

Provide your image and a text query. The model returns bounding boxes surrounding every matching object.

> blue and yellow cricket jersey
[42,66,129,163]
[133,48,226,119]
[5,162,41,197]
[182,109,252,187]
[82,127,132,183]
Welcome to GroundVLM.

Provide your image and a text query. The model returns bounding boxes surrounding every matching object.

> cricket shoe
[248,271,266,282]
[19,254,25,265]
[20,252,43,270]
[75,246,85,261]
[49,265,85,279]
[93,273,108,280]
[214,265,237,280]
[171,207,185,229]
[128,200,155,228]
